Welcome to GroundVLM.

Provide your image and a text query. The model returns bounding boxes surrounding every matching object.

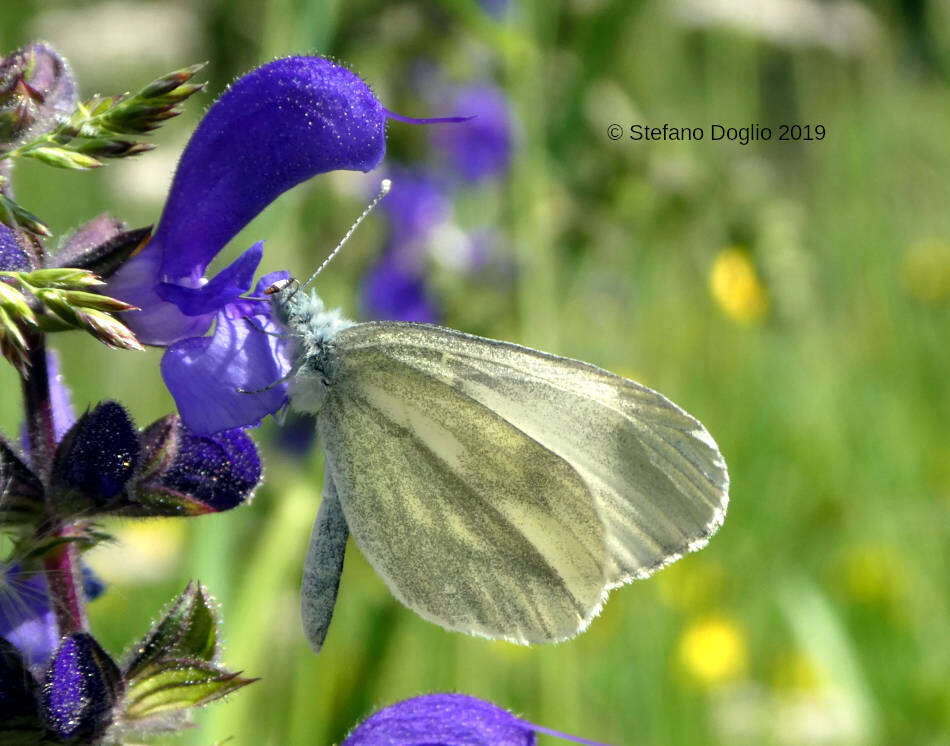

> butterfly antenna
[302,179,392,289]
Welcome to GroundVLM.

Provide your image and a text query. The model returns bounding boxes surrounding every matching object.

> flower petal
[157,241,263,316]
[51,401,140,504]
[106,243,215,346]
[157,56,388,281]
[42,633,122,742]
[0,223,31,271]
[362,251,439,322]
[431,84,512,182]
[342,693,536,746]
[161,308,292,434]
[160,426,261,511]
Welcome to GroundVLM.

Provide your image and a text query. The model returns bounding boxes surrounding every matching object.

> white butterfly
[265,182,729,651]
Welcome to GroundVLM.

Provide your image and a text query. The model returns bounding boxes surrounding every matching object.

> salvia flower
[42,632,123,742]
[343,693,610,746]
[127,56,463,434]
[0,222,32,271]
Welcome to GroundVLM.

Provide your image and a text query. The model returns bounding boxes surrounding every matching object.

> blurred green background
[3,0,950,744]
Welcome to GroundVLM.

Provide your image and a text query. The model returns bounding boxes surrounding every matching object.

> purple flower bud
[51,401,140,505]
[42,632,122,742]
[343,694,609,746]
[0,42,77,144]
[0,223,32,271]
[160,425,262,511]
[431,84,512,182]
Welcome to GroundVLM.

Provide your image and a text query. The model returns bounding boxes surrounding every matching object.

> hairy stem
[21,332,88,635]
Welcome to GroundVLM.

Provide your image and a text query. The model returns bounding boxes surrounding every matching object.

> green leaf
[124,581,219,678]
[123,659,256,719]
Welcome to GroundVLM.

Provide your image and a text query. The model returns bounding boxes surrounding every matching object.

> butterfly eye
[266,278,295,294]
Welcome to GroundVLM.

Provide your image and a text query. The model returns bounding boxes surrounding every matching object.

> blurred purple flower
[343,693,609,746]
[431,84,512,183]
[380,168,452,247]
[479,0,511,18]
[0,563,104,670]
[361,170,448,323]
[20,351,76,460]
[363,251,439,322]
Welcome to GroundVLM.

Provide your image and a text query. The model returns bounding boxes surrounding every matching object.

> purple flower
[107,56,390,347]
[51,400,140,506]
[431,85,512,183]
[478,0,511,18]
[160,425,262,512]
[124,56,463,434]
[0,223,32,271]
[343,693,609,746]
[362,251,439,322]
[0,563,104,670]
[379,168,452,248]
[42,632,122,742]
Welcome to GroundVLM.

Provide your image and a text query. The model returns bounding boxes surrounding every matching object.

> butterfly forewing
[329,322,729,596]
[317,340,610,644]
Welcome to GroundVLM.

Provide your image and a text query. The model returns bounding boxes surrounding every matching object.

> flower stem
[21,331,88,635]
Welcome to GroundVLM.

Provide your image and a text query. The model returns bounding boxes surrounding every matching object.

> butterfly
[265,278,729,652]
[258,180,728,651]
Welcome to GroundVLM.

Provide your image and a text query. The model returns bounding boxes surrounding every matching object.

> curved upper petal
[161,307,292,434]
[156,55,388,281]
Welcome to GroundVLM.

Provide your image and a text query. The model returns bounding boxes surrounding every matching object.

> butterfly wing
[317,321,728,643]
[300,469,349,653]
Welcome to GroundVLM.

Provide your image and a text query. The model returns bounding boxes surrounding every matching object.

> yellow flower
[677,616,747,686]
[709,247,769,323]
[902,239,950,304]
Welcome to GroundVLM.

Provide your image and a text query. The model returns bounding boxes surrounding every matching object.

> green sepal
[124,581,219,679]
[0,194,51,237]
[125,484,216,517]
[49,225,151,279]
[123,659,256,719]
[137,414,181,481]
[8,267,104,289]
[22,145,102,170]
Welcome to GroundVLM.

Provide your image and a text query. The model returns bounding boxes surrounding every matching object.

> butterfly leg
[236,362,302,394]
[243,316,298,338]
